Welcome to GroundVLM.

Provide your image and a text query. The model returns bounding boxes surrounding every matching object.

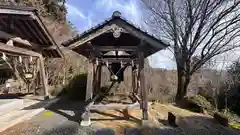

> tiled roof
[61,11,169,48]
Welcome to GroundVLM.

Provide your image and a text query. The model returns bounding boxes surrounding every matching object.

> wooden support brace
[87,102,140,110]
[133,93,141,103]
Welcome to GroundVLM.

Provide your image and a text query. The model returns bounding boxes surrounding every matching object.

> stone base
[141,120,152,126]
[80,119,91,126]
[44,95,49,100]
[168,112,178,127]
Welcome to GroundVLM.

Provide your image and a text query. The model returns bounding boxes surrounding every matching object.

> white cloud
[148,49,176,69]
[95,0,142,25]
[65,3,86,19]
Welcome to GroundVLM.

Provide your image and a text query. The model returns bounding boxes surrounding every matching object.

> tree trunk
[175,67,190,102]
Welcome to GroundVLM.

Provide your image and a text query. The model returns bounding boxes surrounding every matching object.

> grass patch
[230,122,240,129]
[42,111,53,117]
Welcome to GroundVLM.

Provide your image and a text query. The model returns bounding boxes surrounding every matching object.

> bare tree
[141,0,240,101]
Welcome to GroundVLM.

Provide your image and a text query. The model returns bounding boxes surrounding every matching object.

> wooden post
[81,60,95,126]
[139,51,148,121]
[132,66,136,94]
[96,65,102,93]
[86,60,94,101]
[132,66,138,103]
[38,55,49,99]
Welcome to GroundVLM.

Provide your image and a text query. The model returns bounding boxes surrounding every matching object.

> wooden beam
[0,42,39,56]
[68,24,122,49]
[100,58,135,63]
[69,26,111,49]
[0,14,33,20]
[88,102,140,110]
[94,46,138,51]
[0,30,40,49]
[0,8,35,16]
[102,55,133,58]
[0,31,61,58]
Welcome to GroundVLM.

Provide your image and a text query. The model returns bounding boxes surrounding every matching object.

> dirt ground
[1,101,240,135]
[89,102,240,134]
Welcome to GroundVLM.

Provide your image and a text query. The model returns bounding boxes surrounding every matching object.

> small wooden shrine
[62,11,169,125]
[0,5,63,98]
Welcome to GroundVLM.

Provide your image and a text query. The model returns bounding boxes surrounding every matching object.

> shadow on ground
[0,92,31,99]
[46,98,87,122]
[41,123,96,135]
[41,124,119,135]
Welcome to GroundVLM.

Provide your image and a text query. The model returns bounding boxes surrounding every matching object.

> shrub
[181,95,214,113]
[214,112,229,127]
[58,73,87,100]
[198,81,215,103]
[187,95,214,111]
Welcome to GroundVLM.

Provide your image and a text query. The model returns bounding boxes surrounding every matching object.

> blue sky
[65,0,176,69]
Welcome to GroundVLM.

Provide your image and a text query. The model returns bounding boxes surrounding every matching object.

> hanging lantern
[2,53,7,60]
[120,61,123,68]
[110,75,118,81]
[19,56,22,63]
[24,71,33,80]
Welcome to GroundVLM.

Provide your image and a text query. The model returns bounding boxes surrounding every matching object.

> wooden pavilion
[62,11,169,126]
[0,5,63,98]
